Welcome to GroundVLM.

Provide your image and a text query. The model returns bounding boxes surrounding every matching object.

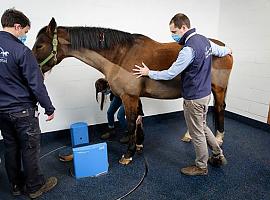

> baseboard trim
[0,108,269,145]
[225,110,270,132]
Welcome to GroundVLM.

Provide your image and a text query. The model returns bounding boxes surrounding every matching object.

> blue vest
[179,28,212,100]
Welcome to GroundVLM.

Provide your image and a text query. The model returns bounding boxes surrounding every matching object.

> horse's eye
[36,45,43,49]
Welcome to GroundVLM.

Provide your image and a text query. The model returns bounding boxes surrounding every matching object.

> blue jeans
[0,107,45,193]
[107,96,127,132]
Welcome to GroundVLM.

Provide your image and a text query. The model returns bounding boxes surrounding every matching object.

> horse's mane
[37,25,148,50]
[64,26,139,50]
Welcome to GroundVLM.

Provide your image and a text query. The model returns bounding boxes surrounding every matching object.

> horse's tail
[212,95,216,132]
[211,40,233,133]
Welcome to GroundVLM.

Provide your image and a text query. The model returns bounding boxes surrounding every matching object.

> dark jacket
[179,28,212,100]
[0,31,55,115]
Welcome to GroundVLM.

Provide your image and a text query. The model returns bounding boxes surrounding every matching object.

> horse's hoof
[119,155,132,165]
[215,131,224,146]
[181,131,192,143]
[136,144,144,154]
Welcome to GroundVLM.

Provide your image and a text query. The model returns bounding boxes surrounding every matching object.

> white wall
[0,0,221,134]
[218,0,270,122]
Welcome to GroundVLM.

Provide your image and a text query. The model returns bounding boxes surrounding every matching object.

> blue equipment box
[70,122,89,147]
[73,142,108,178]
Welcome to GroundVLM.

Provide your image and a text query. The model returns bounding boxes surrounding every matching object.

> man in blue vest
[0,9,57,197]
[133,13,231,176]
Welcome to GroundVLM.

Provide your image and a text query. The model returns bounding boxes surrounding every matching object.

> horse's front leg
[119,95,138,165]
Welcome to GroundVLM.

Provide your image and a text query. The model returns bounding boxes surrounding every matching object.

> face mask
[18,35,27,44]
[171,34,181,43]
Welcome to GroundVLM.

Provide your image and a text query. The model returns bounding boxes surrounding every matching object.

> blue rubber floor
[0,111,269,200]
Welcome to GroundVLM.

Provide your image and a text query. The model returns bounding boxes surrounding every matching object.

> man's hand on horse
[133,62,149,78]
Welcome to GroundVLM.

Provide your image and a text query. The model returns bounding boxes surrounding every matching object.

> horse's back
[209,38,225,46]
[121,36,180,71]
[124,35,233,69]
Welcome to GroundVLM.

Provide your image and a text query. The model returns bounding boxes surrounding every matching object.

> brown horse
[32,18,233,164]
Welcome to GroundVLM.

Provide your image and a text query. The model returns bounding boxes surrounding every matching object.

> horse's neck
[97,46,129,64]
[61,26,133,65]
[67,48,119,77]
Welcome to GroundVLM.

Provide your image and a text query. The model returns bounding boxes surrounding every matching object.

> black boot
[11,184,23,196]
[119,135,129,144]
[100,129,116,140]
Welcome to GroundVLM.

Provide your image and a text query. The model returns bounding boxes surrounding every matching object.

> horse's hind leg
[212,85,227,146]
[136,99,144,154]
[135,123,144,154]
[119,95,139,165]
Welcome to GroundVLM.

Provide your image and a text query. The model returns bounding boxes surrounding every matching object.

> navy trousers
[0,107,45,193]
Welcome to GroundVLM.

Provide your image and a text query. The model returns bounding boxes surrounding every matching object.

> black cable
[40,146,67,160]
[40,144,149,200]
[114,154,149,200]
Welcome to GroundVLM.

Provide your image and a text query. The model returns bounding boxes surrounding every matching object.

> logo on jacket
[205,46,212,59]
[0,47,9,63]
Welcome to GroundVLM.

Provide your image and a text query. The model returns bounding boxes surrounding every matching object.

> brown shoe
[59,154,73,162]
[180,165,208,176]
[208,154,227,167]
[29,177,57,199]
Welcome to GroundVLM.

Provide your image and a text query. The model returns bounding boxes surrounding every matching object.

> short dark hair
[1,8,31,28]
[169,13,190,29]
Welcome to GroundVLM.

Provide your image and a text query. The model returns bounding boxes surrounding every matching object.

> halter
[39,28,58,67]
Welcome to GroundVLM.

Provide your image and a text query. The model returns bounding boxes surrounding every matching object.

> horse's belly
[143,79,181,99]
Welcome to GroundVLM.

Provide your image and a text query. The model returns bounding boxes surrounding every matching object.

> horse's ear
[46,17,57,35]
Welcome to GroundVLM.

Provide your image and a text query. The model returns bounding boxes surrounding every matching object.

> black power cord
[40,145,149,200]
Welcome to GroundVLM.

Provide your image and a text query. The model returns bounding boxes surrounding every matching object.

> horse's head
[32,18,70,74]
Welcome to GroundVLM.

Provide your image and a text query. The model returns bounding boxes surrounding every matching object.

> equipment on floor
[70,122,89,147]
[73,142,108,178]
[70,122,108,178]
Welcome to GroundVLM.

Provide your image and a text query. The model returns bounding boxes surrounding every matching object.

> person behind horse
[0,9,57,198]
[95,78,144,144]
[133,13,232,176]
